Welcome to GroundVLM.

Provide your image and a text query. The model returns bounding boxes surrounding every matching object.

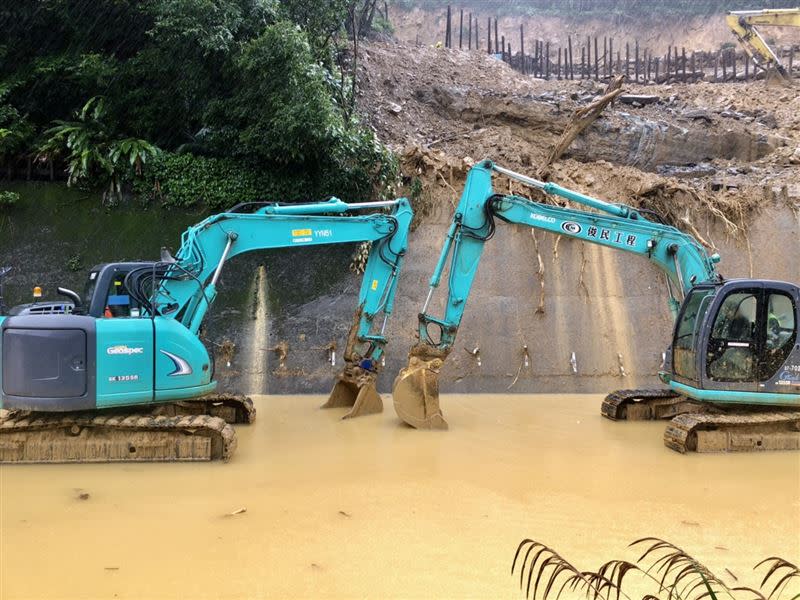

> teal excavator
[0,196,412,462]
[392,160,800,452]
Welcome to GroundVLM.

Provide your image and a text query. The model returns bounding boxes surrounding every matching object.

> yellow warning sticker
[291,228,312,237]
[371,279,379,290]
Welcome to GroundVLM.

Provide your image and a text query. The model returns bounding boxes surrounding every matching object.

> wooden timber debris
[537,75,625,180]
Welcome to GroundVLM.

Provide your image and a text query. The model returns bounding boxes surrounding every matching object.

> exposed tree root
[530,230,546,315]
[578,244,590,301]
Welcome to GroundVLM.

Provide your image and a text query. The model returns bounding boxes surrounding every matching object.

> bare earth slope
[358,40,799,216]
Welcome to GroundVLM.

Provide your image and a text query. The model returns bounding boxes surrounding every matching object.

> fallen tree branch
[537,75,625,180]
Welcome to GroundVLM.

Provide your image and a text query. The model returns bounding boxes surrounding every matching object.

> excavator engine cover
[392,348,448,430]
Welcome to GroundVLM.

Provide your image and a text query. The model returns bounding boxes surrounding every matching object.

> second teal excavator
[392,160,800,453]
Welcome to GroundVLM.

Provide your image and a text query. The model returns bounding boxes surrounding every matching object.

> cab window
[706,291,758,382]
[673,287,715,380]
[762,292,797,380]
[102,273,141,318]
[84,271,99,306]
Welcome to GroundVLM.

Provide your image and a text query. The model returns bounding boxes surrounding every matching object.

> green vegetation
[0,190,19,210]
[40,96,159,204]
[0,1,394,209]
[65,254,83,272]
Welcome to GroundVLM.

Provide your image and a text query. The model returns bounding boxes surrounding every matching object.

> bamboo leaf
[758,559,788,589]
[543,562,566,600]
[696,571,719,600]
[556,573,582,600]
[524,546,550,593]
[756,558,799,595]
[530,554,553,599]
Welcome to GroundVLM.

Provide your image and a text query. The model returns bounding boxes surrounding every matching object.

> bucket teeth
[322,379,358,409]
[392,356,448,430]
[343,383,383,419]
[322,369,383,419]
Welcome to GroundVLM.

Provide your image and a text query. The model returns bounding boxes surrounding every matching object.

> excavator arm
[55,198,413,417]
[134,199,405,326]
[393,160,720,429]
[726,9,800,80]
[126,196,413,418]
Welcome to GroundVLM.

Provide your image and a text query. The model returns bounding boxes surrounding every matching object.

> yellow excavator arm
[726,8,800,80]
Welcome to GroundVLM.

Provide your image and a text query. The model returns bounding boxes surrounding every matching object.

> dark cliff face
[2,182,798,396]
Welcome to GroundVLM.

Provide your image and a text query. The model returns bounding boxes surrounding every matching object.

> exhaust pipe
[57,287,83,313]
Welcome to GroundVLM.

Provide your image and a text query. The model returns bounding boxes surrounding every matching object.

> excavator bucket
[322,370,383,419]
[392,354,448,430]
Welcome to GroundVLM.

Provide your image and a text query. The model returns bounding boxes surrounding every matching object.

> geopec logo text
[107,345,145,356]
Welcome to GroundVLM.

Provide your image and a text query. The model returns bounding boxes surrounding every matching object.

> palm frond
[512,539,626,600]
[513,538,798,600]
[754,559,800,600]
[731,587,766,600]
[598,560,641,600]
[630,538,733,600]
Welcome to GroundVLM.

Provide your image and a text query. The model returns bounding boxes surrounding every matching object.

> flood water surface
[1,394,798,599]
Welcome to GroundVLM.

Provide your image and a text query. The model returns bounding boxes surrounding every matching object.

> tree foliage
[41,97,160,203]
[0,0,396,206]
[0,85,34,161]
[208,23,343,165]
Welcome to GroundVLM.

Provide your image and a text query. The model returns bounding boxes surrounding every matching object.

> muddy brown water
[1,394,798,599]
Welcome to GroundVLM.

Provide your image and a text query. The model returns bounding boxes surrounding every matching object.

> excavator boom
[149,197,414,420]
[726,8,800,80]
[393,160,719,429]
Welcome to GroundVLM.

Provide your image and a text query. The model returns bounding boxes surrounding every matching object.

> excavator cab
[1,262,151,318]
[667,280,800,401]
[82,263,153,318]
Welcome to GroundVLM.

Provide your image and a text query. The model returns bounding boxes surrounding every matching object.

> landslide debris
[356,41,800,238]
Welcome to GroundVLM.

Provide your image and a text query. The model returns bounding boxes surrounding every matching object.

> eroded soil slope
[358,41,799,242]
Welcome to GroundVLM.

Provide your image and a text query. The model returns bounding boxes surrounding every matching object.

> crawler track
[153,394,256,424]
[664,410,800,453]
[601,388,703,420]
[0,410,236,463]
